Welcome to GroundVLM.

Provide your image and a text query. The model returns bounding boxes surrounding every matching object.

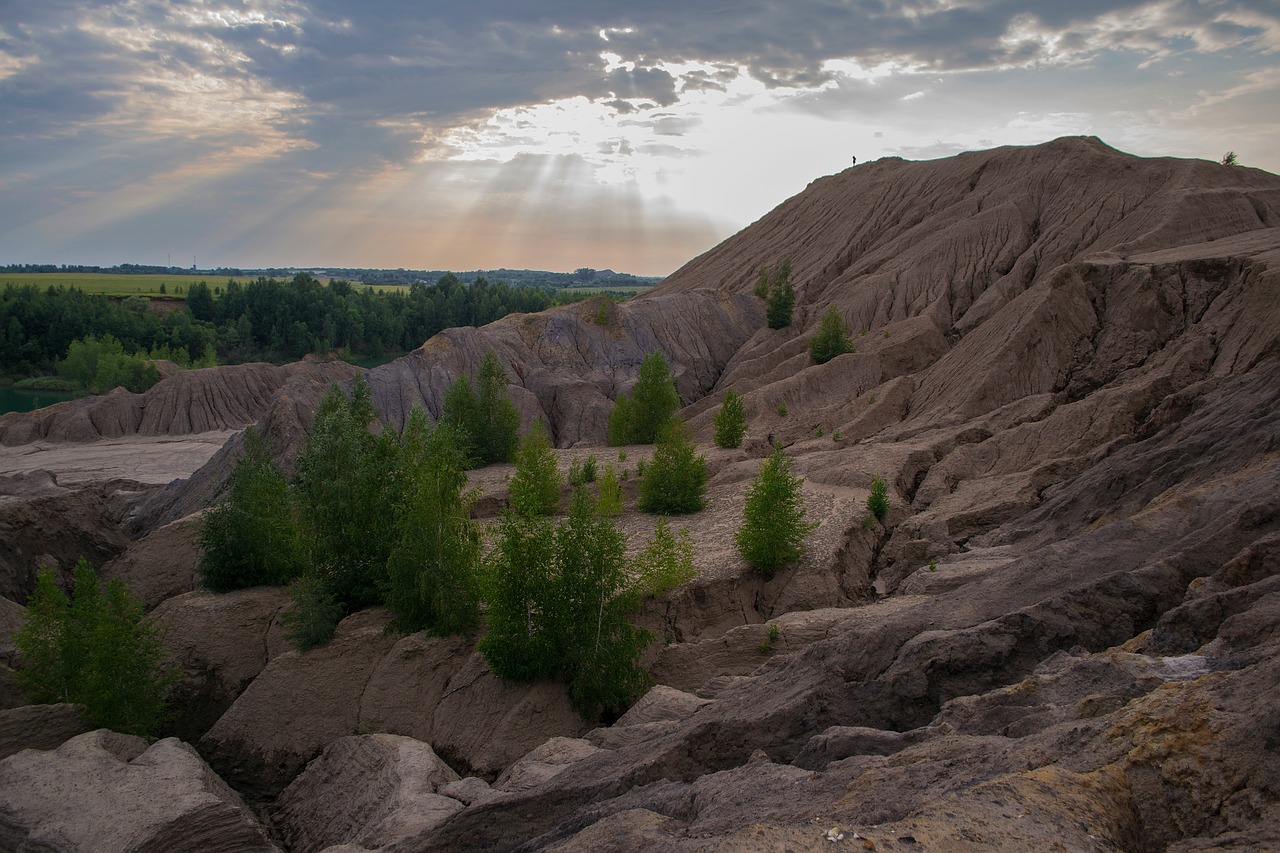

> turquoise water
[0,387,81,414]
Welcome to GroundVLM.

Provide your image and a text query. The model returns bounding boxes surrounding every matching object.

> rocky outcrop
[0,704,89,760]
[100,512,203,610]
[197,609,587,797]
[0,730,277,851]
[153,586,293,742]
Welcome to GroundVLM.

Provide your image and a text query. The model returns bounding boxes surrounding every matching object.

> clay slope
[0,360,359,446]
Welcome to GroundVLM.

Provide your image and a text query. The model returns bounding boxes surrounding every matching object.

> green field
[0,273,262,298]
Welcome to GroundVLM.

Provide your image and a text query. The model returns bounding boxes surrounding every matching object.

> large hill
[2,136,1280,851]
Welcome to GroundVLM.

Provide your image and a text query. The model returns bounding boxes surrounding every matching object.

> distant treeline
[1,263,663,290]
[0,272,578,381]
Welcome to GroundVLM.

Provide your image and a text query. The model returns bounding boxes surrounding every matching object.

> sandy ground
[0,431,237,486]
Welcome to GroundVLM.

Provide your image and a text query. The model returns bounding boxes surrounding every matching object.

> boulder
[0,729,277,851]
[99,511,203,610]
[0,704,90,760]
[152,586,293,741]
[273,734,463,853]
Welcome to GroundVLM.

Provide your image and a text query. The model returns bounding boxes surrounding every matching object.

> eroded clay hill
[3,137,1280,851]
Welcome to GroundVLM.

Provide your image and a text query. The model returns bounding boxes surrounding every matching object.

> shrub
[1221,151,1239,166]
[597,464,624,517]
[736,445,816,575]
[808,306,855,364]
[198,427,305,592]
[867,474,890,521]
[713,389,747,449]
[638,421,708,515]
[758,623,781,652]
[777,402,788,417]
[14,560,174,736]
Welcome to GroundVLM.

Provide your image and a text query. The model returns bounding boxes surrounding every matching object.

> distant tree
[766,261,795,329]
[186,281,215,322]
[1221,151,1239,167]
[638,420,707,515]
[867,474,890,521]
[712,389,747,449]
[385,408,481,636]
[198,427,305,591]
[808,305,855,364]
[507,422,563,517]
[574,267,597,281]
[14,560,174,736]
[736,445,815,576]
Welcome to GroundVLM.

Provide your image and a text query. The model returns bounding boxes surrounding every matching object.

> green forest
[0,272,566,389]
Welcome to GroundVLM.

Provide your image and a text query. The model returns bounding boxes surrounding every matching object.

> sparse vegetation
[832,430,842,442]
[14,560,174,736]
[736,445,816,575]
[713,389,747,449]
[777,402,788,417]
[758,623,781,652]
[808,306,855,364]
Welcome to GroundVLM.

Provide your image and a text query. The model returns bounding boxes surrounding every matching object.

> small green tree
[295,377,399,608]
[736,446,816,575]
[479,511,562,681]
[385,408,481,636]
[712,389,747,449]
[1221,151,1239,167]
[14,561,173,736]
[767,279,795,329]
[439,375,480,462]
[606,394,636,447]
[867,474,890,521]
[808,306,855,364]
[608,351,681,445]
[473,351,521,465]
[508,423,563,516]
[638,420,707,515]
[631,518,696,593]
[198,427,305,592]
[597,463,624,518]
[766,261,795,329]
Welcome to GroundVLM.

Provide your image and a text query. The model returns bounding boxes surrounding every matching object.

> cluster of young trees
[14,561,174,736]
[198,358,701,716]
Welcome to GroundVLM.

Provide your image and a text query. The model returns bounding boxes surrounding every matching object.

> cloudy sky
[1,1,1277,276]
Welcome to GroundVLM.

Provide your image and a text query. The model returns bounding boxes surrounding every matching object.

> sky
[1,2,1277,277]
